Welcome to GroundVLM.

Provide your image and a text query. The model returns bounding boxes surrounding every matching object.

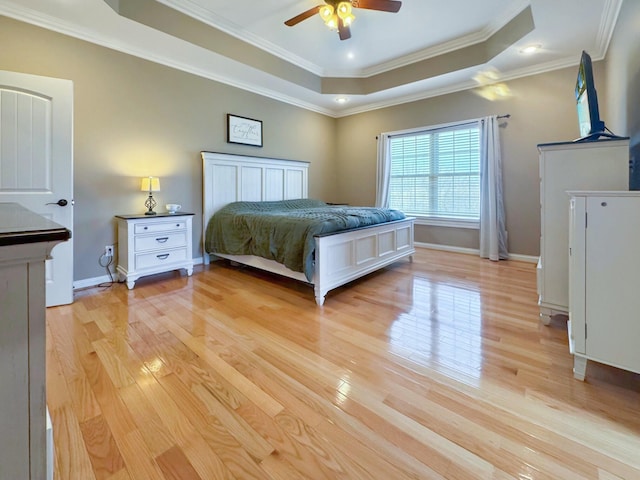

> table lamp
[141,176,160,215]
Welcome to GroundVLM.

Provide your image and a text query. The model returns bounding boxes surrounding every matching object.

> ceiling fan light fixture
[325,13,339,30]
[337,2,353,19]
[285,0,401,40]
[319,5,335,21]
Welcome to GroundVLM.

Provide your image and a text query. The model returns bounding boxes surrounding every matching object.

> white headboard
[201,151,309,234]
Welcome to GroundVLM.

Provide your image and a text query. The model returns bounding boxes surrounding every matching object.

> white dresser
[0,203,70,480]
[116,213,194,289]
[537,139,629,323]
[568,191,640,380]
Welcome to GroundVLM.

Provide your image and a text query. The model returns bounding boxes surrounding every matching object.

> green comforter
[205,199,405,281]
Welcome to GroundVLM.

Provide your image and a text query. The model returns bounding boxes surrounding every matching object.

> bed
[202,152,415,305]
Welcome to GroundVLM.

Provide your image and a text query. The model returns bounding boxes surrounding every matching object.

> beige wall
[335,67,592,256]
[0,17,337,281]
[603,0,640,183]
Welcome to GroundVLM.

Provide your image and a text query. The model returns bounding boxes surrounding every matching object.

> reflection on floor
[390,278,483,380]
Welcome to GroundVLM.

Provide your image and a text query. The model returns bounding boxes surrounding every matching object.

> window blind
[388,123,480,220]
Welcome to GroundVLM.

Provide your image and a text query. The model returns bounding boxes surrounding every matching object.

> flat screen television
[575,51,606,141]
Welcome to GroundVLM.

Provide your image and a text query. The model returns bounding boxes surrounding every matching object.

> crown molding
[0,0,592,119]
[0,0,623,119]
[355,0,531,77]
[594,0,624,59]
[0,1,113,47]
[0,1,336,116]
[158,0,326,76]
[323,29,489,78]
[335,54,583,118]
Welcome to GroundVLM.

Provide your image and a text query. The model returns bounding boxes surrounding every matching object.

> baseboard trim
[414,242,478,255]
[507,253,539,263]
[73,248,538,290]
[73,273,114,290]
[414,242,538,263]
[73,257,204,290]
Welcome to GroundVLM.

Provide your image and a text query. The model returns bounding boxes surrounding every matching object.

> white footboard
[313,218,415,306]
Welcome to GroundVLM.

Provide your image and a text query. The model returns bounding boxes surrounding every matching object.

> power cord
[97,251,115,288]
[604,125,620,136]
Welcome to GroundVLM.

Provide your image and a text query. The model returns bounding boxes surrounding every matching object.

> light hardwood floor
[46,248,640,479]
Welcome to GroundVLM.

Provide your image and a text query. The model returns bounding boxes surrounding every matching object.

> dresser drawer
[134,231,187,252]
[135,248,188,270]
[134,220,186,234]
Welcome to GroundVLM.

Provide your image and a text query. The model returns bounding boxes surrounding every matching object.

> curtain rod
[377,114,512,139]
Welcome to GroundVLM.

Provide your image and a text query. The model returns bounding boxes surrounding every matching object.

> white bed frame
[202,152,415,306]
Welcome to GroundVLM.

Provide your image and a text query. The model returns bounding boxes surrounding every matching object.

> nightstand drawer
[134,221,186,234]
[134,232,187,252]
[135,248,188,270]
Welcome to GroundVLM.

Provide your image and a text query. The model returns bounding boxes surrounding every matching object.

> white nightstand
[116,212,194,289]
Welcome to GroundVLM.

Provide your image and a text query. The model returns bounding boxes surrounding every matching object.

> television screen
[575,51,605,140]
[576,78,592,137]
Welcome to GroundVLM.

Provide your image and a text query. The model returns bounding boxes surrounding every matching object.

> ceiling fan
[284,0,402,41]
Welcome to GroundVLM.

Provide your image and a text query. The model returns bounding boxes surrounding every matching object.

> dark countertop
[0,203,71,247]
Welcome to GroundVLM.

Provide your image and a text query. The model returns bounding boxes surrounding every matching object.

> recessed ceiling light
[347,52,355,60]
[335,96,350,104]
[520,44,541,54]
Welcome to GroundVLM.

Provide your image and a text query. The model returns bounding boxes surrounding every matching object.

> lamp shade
[141,176,160,192]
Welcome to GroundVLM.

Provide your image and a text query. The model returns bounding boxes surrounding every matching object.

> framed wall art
[227,114,263,147]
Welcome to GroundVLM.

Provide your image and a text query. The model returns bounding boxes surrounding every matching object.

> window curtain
[375,133,391,208]
[479,115,508,260]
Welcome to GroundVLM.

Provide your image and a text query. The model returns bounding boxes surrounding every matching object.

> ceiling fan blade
[352,0,402,13]
[284,5,322,26]
[338,18,351,40]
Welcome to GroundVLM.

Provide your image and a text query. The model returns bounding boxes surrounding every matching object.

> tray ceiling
[0,0,623,116]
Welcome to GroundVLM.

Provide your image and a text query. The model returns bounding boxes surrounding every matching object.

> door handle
[46,199,68,207]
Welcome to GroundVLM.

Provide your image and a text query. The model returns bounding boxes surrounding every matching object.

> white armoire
[537,138,629,323]
[568,191,640,380]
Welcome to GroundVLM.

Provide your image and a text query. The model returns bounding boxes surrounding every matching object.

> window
[387,121,480,226]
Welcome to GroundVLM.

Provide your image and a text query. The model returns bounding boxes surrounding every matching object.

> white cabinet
[0,203,69,480]
[537,139,629,323]
[568,191,640,380]
[116,213,194,289]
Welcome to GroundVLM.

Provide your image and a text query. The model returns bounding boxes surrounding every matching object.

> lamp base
[144,193,157,216]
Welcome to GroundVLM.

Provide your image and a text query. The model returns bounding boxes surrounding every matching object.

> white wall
[603,0,640,187]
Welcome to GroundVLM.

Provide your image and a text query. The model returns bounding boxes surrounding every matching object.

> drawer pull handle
[143,226,148,230]
[156,237,169,243]
[156,253,170,260]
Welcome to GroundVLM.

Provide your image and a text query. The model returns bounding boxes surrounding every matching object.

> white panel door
[0,70,73,306]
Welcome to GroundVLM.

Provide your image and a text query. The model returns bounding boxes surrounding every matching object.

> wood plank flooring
[46,248,640,479]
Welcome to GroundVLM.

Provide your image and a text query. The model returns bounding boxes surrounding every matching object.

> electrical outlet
[105,245,114,257]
